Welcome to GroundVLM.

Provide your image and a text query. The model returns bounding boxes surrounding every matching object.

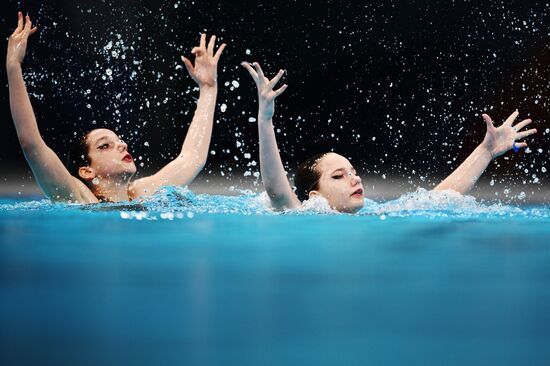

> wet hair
[66,131,92,185]
[294,152,328,202]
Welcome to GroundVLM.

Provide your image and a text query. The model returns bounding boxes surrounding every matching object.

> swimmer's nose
[352,174,362,185]
[118,140,128,152]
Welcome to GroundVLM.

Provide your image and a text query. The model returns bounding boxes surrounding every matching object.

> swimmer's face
[309,153,364,213]
[82,129,136,180]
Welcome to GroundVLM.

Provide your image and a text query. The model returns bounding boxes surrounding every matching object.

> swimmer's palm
[189,52,218,87]
[181,35,225,88]
[481,112,535,158]
[242,62,287,120]
[7,14,37,66]
[258,77,280,101]
[482,122,515,158]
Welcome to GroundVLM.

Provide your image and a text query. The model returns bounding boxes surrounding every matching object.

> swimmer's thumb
[482,114,494,130]
[181,56,194,75]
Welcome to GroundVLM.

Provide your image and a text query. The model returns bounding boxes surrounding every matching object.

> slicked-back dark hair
[294,152,329,202]
[66,131,92,185]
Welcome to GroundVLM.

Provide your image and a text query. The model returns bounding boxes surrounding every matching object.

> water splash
[371,188,528,218]
[1,186,548,220]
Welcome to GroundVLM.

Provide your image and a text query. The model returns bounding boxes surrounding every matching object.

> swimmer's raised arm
[434,111,536,195]
[242,62,301,210]
[7,13,96,203]
[130,34,226,198]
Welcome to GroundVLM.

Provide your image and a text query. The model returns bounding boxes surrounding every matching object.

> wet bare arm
[242,62,301,210]
[130,34,226,198]
[7,13,96,203]
[434,111,536,195]
[433,144,493,195]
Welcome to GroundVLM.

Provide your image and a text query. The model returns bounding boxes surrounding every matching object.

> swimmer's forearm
[179,85,217,168]
[433,143,492,194]
[7,63,45,150]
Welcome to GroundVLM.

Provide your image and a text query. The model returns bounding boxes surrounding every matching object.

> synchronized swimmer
[241,62,537,213]
[7,13,538,211]
[7,13,225,203]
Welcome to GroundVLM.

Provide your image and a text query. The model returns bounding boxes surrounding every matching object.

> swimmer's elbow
[265,186,280,199]
[269,195,299,211]
[196,157,207,171]
[19,139,33,151]
[266,187,290,204]
[166,157,206,185]
[19,136,44,153]
[186,157,206,175]
[177,151,207,173]
[16,127,46,151]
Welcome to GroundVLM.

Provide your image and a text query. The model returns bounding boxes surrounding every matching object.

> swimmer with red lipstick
[7,13,225,203]
[242,61,537,213]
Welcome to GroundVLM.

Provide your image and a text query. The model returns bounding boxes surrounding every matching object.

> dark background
[1,0,549,199]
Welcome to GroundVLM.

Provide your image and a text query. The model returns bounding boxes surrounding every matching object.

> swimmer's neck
[90,176,132,202]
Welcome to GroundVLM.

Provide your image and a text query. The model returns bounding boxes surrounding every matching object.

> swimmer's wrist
[258,109,274,122]
[478,142,495,160]
[198,84,217,92]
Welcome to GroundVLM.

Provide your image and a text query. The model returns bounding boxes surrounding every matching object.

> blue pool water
[1,188,550,365]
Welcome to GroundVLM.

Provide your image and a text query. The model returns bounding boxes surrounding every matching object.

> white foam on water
[1,186,548,220]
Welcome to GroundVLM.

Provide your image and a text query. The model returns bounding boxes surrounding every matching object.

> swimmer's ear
[308,190,320,199]
[78,166,95,181]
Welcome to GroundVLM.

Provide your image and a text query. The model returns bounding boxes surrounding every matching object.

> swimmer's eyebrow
[94,136,111,146]
[330,167,357,175]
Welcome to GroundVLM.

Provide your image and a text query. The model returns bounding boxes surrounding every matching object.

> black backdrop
[1,0,549,195]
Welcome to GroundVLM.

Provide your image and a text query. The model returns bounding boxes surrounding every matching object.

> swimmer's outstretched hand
[434,110,537,194]
[242,62,287,120]
[480,110,536,158]
[7,12,38,68]
[181,34,226,88]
